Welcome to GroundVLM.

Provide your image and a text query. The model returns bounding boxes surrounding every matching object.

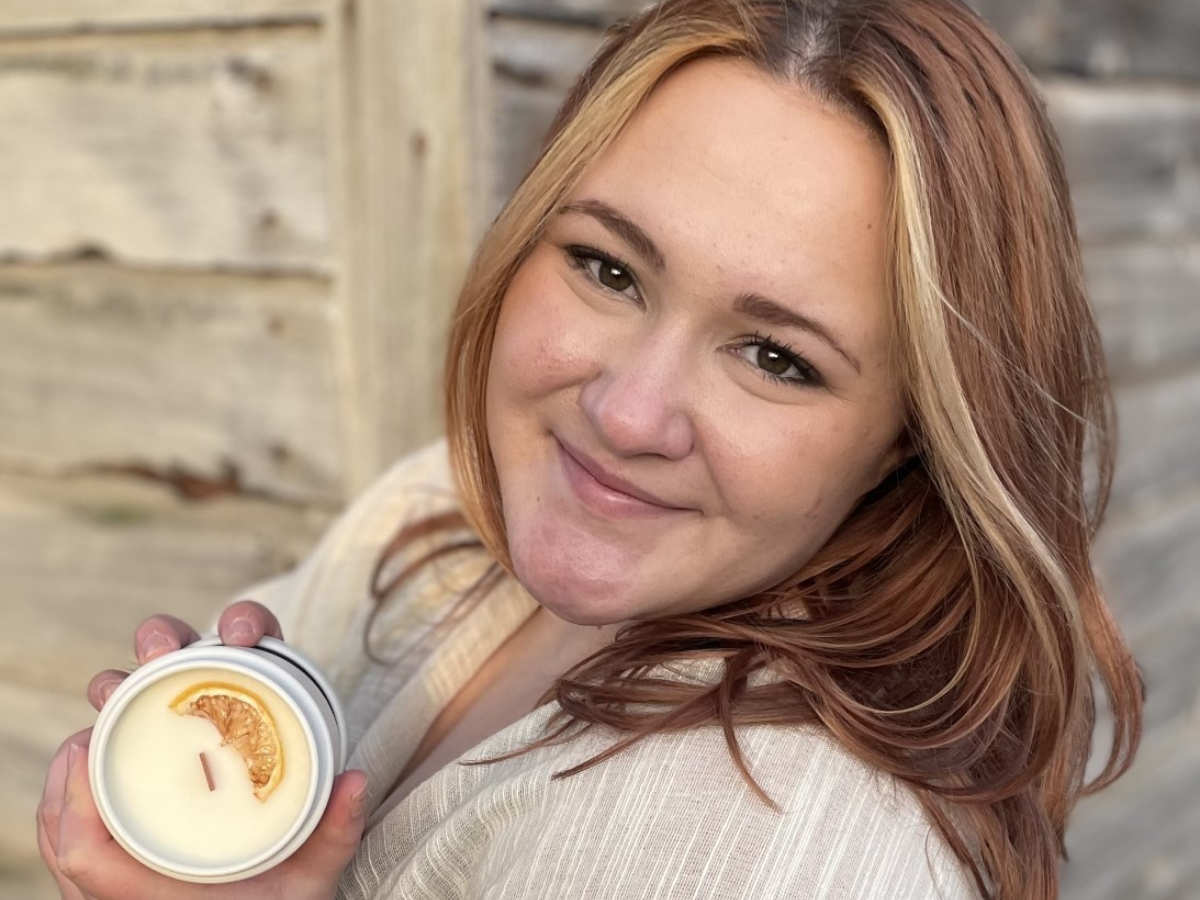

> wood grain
[0,29,330,271]
[1087,241,1200,380]
[1098,494,1200,629]
[1046,80,1200,242]
[0,467,331,694]
[489,15,606,211]
[1062,715,1200,900]
[1109,367,1200,515]
[970,0,1200,82]
[0,0,321,36]
[0,264,345,501]
[491,0,650,26]
[327,0,492,492]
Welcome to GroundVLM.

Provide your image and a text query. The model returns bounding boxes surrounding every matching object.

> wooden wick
[199,752,216,792]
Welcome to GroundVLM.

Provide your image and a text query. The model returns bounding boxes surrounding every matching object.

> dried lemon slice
[170,682,284,801]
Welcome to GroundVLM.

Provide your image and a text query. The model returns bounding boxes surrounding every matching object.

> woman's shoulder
[432,705,980,900]
[617,721,977,897]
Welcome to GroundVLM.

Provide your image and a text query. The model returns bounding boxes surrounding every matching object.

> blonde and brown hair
[379,1,1143,897]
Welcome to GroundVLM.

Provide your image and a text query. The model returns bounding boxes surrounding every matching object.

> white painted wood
[0,0,322,36]
[0,30,330,271]
[326,0,492,491]
[0,264,345,500]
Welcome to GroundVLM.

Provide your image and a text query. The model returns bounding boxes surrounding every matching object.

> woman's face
[486,58,907,625]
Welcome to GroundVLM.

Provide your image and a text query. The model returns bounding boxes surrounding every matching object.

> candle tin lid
[90,637,348,883]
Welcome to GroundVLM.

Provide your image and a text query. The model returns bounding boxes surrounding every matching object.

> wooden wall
[1,1,1196,898]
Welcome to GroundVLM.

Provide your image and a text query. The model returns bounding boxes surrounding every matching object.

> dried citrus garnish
[170,682,284,801]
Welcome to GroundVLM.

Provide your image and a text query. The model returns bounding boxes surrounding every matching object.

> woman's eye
[734,336,822,388]
[567,245,641,301]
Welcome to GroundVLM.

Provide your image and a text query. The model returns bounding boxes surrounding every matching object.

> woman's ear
[866,429,918,495]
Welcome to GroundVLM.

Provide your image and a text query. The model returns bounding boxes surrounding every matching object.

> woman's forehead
[564,58,893,340]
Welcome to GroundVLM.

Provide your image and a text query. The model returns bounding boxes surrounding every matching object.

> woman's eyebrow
[559,199,860,375]
[557,199,666,272]
[734,293,862,374]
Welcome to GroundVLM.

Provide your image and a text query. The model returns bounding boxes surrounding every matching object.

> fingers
[218,599,284,647]
[284,770,368,884]
[87,670,129,712]
[38,729,93,862]
[133,615,201,665]
[49,739,192,900]
[36,816,91,900]
[55,742,112,881]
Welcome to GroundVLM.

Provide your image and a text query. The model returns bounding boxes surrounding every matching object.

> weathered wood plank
[1097,494,1200,630]
[0,468,333,696]
[489,16,606,210]
[491,0,650,27]
[0,264,345,501]
[1062,716,1200,900]
[1087,241,1200,380]
[0,30,330,271]
[0,0,322,37]
[1045,80,1200,243]
[327,0,491,491]
[970,0,1200,83]
[1108,367,1200,515]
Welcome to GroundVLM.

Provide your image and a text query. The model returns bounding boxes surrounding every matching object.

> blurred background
[0,0,1196,897]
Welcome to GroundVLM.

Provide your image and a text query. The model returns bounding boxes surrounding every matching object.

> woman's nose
[578,339,696,461]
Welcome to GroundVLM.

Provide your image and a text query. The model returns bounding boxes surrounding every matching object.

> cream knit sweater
[247,440,978,900]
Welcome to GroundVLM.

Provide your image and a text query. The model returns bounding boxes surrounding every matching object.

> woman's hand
[87,599,285,711]
[36,729,366,900]
[38,600,367,899]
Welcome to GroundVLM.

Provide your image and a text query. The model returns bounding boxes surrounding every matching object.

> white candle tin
[89,636,348,883]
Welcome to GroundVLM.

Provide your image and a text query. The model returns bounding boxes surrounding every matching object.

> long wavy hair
[373,1,1143,897]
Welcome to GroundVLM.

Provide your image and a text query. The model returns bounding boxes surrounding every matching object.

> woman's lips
[556,439,689,519]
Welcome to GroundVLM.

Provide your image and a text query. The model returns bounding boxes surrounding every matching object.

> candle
[90,639,346,883]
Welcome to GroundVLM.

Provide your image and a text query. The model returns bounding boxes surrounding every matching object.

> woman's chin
[511,554,642,627]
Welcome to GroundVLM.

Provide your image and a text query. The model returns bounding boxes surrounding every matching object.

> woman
[38,0,1143,898]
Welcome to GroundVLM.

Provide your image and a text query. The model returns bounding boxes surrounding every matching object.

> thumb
[286,770,368,882]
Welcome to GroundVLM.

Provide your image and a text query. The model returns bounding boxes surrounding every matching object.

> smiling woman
[486,60,906,626]
[41,1,1142,899]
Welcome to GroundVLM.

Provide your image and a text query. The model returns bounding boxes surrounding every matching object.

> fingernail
[225,616,255,644]
[66,743,79,773]
[141,633,173,659]
[99,682,117,706]
[350,788,366,819]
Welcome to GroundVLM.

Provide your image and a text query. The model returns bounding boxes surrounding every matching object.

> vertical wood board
[489,16,607,211]
[0,30,330,271]
[327,0,492,491]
